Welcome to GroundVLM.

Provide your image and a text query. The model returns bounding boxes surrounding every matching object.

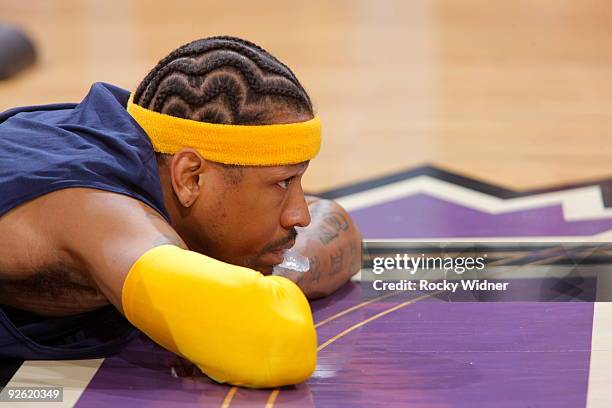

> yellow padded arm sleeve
[121,245,317,388]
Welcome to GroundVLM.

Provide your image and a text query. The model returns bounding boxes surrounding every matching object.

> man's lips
[264,240,296,265]
[274,239,296,252]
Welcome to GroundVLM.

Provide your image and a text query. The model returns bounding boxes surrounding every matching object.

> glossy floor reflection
[74,282,593,407]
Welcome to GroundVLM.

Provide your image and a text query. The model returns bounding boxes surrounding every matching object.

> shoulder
[16,187,185,310]
[44,187,184,253]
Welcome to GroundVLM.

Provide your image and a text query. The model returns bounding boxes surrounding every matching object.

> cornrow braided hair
[133,36,313,126]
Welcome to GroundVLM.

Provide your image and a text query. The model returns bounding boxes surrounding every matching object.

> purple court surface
[6,166,612,407]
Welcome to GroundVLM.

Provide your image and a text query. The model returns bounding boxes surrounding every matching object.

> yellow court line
[314,290,403,328]
[220,386,238,408]
[265,389,280,408]
[317,292,435,351]
[266,291,440,408]
[221,290,403,407]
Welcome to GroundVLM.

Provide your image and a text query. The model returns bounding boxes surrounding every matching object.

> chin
[253,263,275,275]
[260,265,274,275]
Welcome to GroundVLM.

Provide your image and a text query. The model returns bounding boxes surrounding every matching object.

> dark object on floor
[0,24,36,80]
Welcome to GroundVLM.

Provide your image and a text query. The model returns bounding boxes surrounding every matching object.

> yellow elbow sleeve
[121,245,317,388]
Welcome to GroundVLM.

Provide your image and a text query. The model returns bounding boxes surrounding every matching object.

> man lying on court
[0,37,362,388]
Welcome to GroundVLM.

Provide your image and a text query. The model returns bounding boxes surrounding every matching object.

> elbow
[257,276,318,387]
[194,300,318,389]
[265,315,317,387]
[214,276,317,389]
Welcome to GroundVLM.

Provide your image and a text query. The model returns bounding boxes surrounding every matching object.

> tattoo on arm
[330,248,344,276]
[324,212,349,232]
[318,212,350,245]
[309,256,321,284]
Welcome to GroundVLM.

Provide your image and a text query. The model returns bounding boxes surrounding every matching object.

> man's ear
[169,148,205,208]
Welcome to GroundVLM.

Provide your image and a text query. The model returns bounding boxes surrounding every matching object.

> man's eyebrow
[276,162,309,177]
[294,162,309,173]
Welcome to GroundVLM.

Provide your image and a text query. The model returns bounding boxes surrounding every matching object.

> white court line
[587,302,612,408]
[337,175,612,222]
[2,359,104,407]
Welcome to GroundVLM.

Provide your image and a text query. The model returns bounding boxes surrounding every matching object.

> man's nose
[281,189,311,229]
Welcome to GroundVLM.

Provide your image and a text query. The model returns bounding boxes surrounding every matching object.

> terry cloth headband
[126,94,321,166]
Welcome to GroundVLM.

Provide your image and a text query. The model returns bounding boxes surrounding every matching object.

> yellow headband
[126,95,321,166]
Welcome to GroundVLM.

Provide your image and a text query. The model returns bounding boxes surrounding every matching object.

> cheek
[235,208,281,246]
[218,192,281,249]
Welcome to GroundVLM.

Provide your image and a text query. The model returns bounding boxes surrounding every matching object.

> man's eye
[277,177,293,190]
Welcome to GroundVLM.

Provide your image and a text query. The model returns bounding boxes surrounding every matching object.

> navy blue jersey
[0,82,169,359]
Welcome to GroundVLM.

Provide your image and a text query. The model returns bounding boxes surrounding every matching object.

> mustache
[259,228,298,254]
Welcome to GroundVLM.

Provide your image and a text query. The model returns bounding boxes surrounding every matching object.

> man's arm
[54,188,316,388]
[51,188,188,313]
[273,196,362,299]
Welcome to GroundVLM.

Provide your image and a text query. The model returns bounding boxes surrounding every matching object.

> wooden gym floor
[2,1,612,407]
